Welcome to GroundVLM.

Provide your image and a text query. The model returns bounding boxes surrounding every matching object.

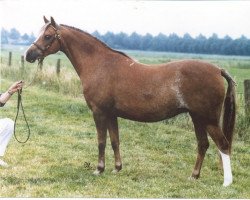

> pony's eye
[44,35,52,40]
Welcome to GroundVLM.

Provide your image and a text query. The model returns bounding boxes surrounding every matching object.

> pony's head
[25,16,61,63]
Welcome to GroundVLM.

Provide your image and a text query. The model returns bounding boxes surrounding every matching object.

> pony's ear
[43,16,49,24]
[50,17,56,27]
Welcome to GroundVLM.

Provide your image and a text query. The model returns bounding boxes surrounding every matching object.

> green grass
[0,46,250,197]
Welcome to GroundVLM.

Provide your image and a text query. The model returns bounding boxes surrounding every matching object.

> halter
[32,24,61,55]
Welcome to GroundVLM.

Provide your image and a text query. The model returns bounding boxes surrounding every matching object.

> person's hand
[8,81,24,95]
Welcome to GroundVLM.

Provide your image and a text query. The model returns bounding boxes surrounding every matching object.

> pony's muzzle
[25,47,42,63]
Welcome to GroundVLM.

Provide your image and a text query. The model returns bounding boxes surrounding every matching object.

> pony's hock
[25,16,236,187]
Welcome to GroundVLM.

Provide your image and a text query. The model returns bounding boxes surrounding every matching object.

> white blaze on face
[219,150,233,187]
[34,24,47,43]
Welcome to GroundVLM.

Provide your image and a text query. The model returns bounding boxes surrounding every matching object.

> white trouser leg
[219,150,233,187]
[0,118,14,157]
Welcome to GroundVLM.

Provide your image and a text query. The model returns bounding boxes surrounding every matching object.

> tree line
[1,28,36,45]
[2,27,250,56]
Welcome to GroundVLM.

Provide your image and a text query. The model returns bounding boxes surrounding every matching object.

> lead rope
[13,88,31,143]
[13,59,43,143]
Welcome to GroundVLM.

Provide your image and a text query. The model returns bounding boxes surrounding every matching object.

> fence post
[244,80,250,115]
[20,55,25,75]
[21,55,25,68]
[56,59,61,75]
[8,52,12,66]
[39,62,43,70]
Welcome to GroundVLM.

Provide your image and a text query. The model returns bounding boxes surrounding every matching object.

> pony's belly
[115,106,185,122]
[113,93,184,122]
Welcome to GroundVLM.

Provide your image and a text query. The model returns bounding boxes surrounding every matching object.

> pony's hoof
[112,169,121,174]
[112,164,122,174]
[188,176,197,181]
[189,173,199,180]
[93,169,102,176]
[93,166,105,175]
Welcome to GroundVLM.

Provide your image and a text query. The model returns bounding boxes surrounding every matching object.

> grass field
[0,45,250,198]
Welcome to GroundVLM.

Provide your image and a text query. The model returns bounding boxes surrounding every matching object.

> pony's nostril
[25,50,39,63]
[25,51,33,62]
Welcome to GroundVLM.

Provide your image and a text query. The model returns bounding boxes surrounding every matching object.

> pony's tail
[221,69,236,154]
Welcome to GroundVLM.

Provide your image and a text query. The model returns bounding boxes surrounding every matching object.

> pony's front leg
[108,116,122,173]
[93,113,108,175]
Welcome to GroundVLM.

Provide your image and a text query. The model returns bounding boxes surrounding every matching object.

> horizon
[1,25,249,40]
[2,25,250,56]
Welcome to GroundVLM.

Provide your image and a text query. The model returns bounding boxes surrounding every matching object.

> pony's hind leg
[108,116,122,173]
[206,124,232,187]
[190,115,209,179]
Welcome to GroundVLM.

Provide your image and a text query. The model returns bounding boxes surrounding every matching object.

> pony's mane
[60,24,131,59]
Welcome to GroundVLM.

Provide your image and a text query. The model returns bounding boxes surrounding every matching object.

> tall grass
[1,58,82,97]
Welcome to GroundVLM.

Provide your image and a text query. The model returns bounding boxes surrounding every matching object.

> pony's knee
[111,141,119,151]
[98,143,106,154]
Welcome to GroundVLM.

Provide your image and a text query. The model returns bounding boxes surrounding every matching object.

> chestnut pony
[25,17,236,186]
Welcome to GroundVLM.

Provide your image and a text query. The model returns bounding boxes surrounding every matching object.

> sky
[0,0,250,39]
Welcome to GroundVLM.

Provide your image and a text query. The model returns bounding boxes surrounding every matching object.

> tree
[113,32,129,49]
[206,33,220,54]
[92,30,102,40]
[141,33,153,50]
[1,28,9,44]
[1,26,250,56]
[9,28,21,40]
[151,33,168,51]
[220,35,233,55]
[103,31,116,48]
[21,33,29,41]
[128,32,142,50]
[28,33,36,44]
[194,34,207,53]
[180,33,194,53]
[168,33,181,52]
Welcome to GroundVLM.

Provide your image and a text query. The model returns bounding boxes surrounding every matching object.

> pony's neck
[59,26,105,76]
